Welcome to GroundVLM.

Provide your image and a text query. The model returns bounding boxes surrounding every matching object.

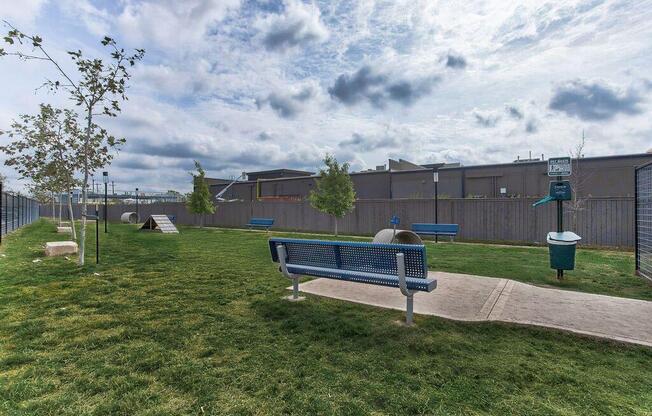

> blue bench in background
[411,223,459,241]
[269,238,436,325]
[247,218,274,231]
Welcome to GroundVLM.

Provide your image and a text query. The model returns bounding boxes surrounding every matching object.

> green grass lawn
[0,220,651,415]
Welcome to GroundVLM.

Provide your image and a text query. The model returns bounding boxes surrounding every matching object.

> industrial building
[207,152,652,201]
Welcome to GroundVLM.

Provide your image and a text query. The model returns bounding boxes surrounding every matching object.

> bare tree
[1,22,144,264]
[566,131,592,230]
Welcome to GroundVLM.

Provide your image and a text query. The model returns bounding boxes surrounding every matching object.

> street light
[434,171,439,243]
[135,187,139,221]
[103,172,108,233]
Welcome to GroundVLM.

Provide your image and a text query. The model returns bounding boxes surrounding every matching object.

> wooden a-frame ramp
[139,215,179,233]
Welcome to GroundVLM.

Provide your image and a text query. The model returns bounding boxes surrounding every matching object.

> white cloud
[117,0,241,50]
[1,0,47,27]
[256,0,329,51]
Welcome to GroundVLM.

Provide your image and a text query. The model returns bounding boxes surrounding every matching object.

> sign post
[548,157,571,279]
[548,157,572,177]
[390,215,400,243]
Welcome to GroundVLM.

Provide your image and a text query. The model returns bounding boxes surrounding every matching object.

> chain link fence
[1,185,41,245]
[635,162,652,282]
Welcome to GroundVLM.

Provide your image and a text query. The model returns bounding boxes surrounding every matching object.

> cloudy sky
[1,0,651,193]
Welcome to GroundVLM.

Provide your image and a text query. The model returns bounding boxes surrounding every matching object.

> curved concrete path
[294,272,652,347]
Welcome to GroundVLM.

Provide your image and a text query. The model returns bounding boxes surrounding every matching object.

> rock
[57,227,72,234]
[45,241,78,257]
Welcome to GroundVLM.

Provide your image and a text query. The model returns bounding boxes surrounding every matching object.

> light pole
[135,187,139,221]
[434,171,439,243]
[103,171,108,233]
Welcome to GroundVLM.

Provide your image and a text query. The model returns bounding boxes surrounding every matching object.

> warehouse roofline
[438,153,652,171]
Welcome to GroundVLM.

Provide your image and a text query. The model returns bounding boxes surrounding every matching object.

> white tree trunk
[79,108,92,266]
[58,197,62,227]
[334,216,338,236]
[67,190,77,240]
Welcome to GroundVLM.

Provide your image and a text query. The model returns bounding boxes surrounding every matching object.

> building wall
[438,154,651,198]
[208,154,651,201]
[391,170,435,199]
[209,170,435,201]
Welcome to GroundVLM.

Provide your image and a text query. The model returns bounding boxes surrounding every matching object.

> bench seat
[411,223,459,238]
[247,218,274,230]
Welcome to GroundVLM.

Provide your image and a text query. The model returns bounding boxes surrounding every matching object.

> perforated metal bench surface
[411,223,459,236]
[269,238,436,292]
[247,218,274,229]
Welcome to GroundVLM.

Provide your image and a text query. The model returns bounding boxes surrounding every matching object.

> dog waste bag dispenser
[532,180,581,276]
[532,181,572,207]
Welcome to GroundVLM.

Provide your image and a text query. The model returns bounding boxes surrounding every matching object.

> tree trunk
[79,107,92,266]
[67,189,77,240]
[334,216,338,236]
[51,196,55,223]
[58,196,62,227]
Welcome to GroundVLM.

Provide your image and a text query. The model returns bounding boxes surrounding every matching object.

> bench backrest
[250,218,274,226]
[269,238,428,279]
[411,223,459,234]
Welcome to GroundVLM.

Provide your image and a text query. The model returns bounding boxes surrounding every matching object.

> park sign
[548,157,572,177]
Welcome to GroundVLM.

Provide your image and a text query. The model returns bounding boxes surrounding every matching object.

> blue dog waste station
[532,157,582,279]
[546,232,581,270]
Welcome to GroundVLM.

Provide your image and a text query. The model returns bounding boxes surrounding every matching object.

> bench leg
[405,294,414,326]
[277,244,305,302]
[396,253,415,326]
[292,277,299,299]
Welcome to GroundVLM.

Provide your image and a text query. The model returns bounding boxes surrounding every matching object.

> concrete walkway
[295,272,652,347]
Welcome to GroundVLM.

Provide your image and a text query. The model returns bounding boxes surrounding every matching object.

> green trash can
[547,232,581,270]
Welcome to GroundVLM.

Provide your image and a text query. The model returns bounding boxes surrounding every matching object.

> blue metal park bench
[411,223,459,241]
[246,218,274,231]
[269,238,436,325]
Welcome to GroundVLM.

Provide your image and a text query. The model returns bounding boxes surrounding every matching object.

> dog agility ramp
[139,215,179,233]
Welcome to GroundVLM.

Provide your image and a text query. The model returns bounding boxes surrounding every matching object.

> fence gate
[636,162,652,282]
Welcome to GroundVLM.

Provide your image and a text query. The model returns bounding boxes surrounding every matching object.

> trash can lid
[546,231,581,243]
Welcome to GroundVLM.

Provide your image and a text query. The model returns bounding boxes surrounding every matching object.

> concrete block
[57,227,72,233]
[45,241,78,257]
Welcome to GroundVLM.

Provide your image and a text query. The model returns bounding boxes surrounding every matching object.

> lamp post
[103,172,108,233]
[434,171,439,243]
[135,187,139,220]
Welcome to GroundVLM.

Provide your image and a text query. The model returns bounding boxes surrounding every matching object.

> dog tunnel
[372,228,423,245]
[120,212,139,224]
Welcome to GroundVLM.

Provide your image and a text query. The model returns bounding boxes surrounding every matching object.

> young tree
[26,179,57,221]
[1,22,145,264]
[187,161,215,228]
[566,131,592,230]
[309,154,356,236]
[0,104,83,239]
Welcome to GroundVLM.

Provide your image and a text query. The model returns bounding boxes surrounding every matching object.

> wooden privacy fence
[41,197,635,248]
